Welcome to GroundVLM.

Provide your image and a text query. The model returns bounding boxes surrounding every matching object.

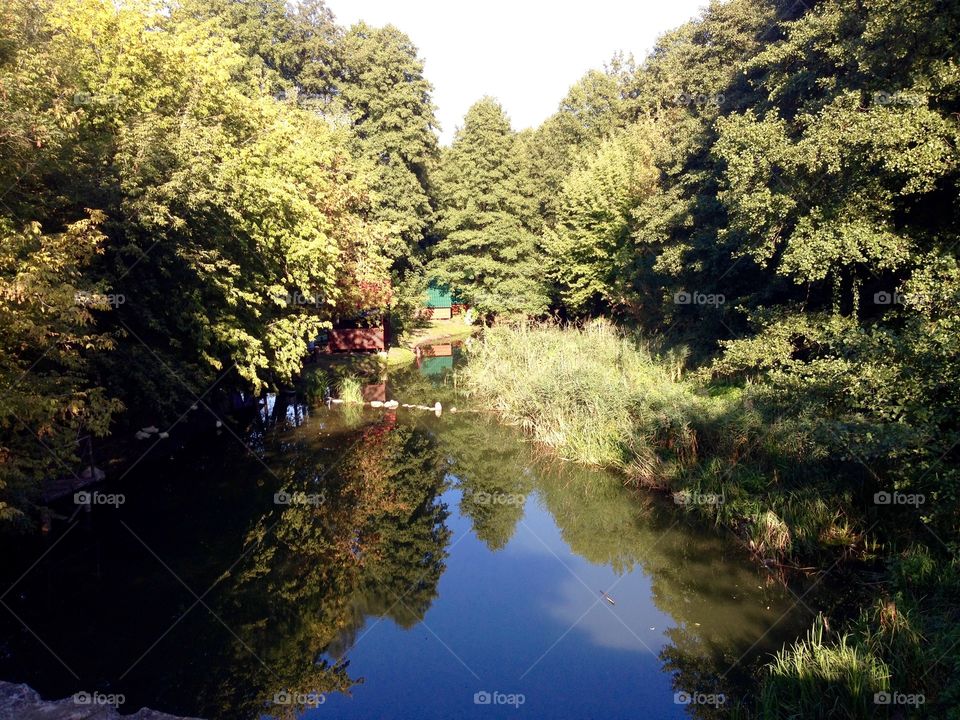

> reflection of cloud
[547,574,673,653]
[496,494,560,556]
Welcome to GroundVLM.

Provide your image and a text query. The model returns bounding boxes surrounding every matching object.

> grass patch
[460,319,697,471]
[385,346,416,367]
[407,317,477,347]
[758,615,890,720]
[336,375,364,404]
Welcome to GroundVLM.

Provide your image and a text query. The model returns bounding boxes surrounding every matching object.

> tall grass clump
[461,320,699,474]
[758,615,890,719]
[336,375,364,404]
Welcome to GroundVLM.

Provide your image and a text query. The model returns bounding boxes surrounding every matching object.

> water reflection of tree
[195,415,451,719]
[532,460,805,713]
[438,413,534,550]
[370,363,535,551]
[423,385,806,716]
[336,420,451,638]
[204,368,812,718]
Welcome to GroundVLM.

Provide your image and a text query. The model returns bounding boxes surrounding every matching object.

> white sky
[327,0,710,144]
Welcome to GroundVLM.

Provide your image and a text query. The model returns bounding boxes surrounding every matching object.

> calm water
[0,346,812,719]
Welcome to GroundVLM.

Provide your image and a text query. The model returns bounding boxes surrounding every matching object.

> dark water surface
[0,347,813,719]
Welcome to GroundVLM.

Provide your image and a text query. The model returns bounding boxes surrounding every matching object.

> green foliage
[335,375,364,404]
[483,1,960,713]
[522,63,635,226]
[460,321,700,471]
[0,0,394,523]
[543,121,660,314]
[430,98,548,317]
[0,213,123,527]
[760,615,890,720]
[338,22,439,266]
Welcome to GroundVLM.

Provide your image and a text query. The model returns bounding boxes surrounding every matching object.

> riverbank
[0,682,203,719]
[458,321,957,718]
[406,317,477,347]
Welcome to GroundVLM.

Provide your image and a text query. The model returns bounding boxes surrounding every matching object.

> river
[0,344,814,719]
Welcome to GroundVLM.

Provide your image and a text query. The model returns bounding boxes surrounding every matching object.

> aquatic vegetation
[759,615,890,720]
[461,320,694,469]
[336,376,365,405]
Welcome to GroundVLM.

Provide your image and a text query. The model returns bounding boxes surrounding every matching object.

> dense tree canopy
[338,22,439,267]
[429,98,547,317]
[0,0,394,523]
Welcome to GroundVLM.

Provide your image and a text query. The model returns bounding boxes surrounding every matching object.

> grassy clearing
[407,317,477,347]
[385,346,416,367]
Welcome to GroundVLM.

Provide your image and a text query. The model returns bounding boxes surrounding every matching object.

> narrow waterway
[0,345,814,719]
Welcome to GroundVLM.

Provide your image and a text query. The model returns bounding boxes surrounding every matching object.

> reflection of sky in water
[507,494,674,654]
[317,488,686,720]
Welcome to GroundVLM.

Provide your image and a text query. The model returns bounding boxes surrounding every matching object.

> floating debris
[158,431,169,439]
[370,400,384,408]
[384,400,399,409]
[142,426,159,434]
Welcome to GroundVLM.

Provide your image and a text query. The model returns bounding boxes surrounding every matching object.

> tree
[0,215,122,528]
[523,63,634,228]
[430,98,548,317]
[338,22,440,267]
[0,0,384,524]
[543,121,660,315]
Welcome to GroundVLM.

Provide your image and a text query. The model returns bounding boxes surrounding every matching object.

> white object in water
[215,420,223,428]
[135,431,150,440]
[331,398,344,404]
[143,426,159,434]
[370,400,384,408]
[158,431,169,439]
[434,402,442,415]
[384,400,399,409]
